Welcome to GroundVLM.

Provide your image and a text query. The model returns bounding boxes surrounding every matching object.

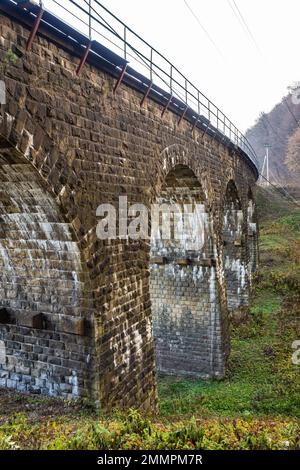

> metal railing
[18,0,259,170]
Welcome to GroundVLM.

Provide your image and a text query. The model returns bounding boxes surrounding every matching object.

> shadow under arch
[150,164,226,378]
[222,179,247,311]
[0,136,95,398]
[247,186,259,277]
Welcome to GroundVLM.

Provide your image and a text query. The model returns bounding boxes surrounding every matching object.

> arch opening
[0,140,94,398]
[247,187,259,278]
[150,164,225,378]
[222,180,247,311]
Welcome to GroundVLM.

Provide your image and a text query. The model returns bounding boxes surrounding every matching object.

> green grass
[1,409,299,450]
[279,210,300,232]
[158,291,285,419]
[259,233,288,251]
[255,186,294,222]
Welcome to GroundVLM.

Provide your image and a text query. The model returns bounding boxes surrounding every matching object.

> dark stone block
[0,308,10,324]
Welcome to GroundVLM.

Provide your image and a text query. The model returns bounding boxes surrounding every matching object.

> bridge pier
[223,181,249,311]
[150,165,225,378]
[0,139,95,399]
[247,191,259,279]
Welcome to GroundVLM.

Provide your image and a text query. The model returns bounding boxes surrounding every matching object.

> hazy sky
[42,0,300,132]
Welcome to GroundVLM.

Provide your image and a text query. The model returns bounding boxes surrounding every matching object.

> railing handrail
[85,0,258,168]
[13,0,259,171]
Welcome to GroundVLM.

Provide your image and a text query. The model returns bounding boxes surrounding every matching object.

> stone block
[17,312,45,329]
[58,316,85,336]
[0,308,10,324]
[150,256,168,265]
[175,258,191,266]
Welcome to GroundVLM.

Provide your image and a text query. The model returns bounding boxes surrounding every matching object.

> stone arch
[1,101,61,197]
[247,187,259,278]
[0,92,87,239]
[222,179,247,311]
[0,136,95,398]
[150,163,226,378]
[157,144,210,203]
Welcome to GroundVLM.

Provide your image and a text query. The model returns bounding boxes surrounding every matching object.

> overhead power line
[259,172,300,208]
[260,112,300,187]
[283,97,300,129]
[261,113,291,153]
[260,91,300,190]
[263,114,284,143]
[269,169,300,206]
[227,0,261,54]
[183,0,224,59]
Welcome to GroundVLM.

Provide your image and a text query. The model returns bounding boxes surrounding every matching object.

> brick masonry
[0,10,258,410]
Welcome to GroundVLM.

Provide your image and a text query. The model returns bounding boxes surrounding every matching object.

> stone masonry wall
[0,9,258,410]
[223,181,248,311]
[0,145,95,398]
[150,165,224,377]
[247,197,259,278]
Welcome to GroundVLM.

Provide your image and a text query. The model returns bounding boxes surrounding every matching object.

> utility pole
[260,153,266,184]
[263,143,271,185]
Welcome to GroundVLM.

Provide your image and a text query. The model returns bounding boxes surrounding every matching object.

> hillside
[246,92,300,184]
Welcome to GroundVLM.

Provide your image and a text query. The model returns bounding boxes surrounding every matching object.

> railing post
[150,48,153,82]
[140,47,153,107]
[25,4,44,51]
[15,0,258,169]
[162,63,173,118]
[124,26,127,60]
[88,0,92,40]
[241,135,245,151]
[185,79,188,104]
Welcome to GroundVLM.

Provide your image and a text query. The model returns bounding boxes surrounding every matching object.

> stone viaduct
[0,0,259,410]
